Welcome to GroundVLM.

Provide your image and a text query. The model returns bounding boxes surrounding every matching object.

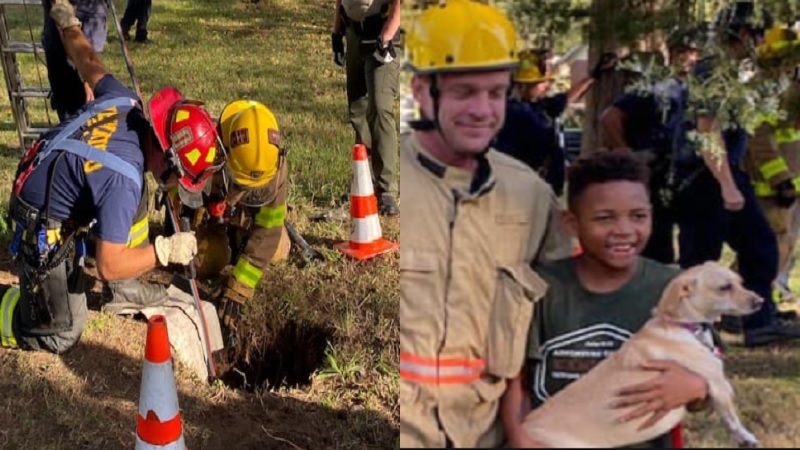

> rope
[106,0,145,117]
[21,0,54,128]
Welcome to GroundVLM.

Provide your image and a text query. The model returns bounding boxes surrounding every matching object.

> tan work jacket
[400,133,572,448]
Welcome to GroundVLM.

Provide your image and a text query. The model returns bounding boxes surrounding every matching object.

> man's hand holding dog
[611,360,709,430]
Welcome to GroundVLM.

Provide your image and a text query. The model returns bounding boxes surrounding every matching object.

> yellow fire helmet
[758,26,797,55]
[404,0,520,74]
[219,100,283,189]
[513,49,556,84]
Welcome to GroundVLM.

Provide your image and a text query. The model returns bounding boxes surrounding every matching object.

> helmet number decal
[171,127,194,150]
[268,129,281,146]
[231,129,250,147]
[169,127,194,149]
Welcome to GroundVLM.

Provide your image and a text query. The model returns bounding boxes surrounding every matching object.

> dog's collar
[677,322,711,334]
[667,320,723,358]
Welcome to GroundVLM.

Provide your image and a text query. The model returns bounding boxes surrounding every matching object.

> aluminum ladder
[0,0,50,148]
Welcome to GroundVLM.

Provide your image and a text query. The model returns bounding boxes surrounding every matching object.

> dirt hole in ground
[220,321,334,391]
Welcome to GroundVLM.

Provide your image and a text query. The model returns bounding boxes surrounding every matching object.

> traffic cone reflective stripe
[135,315,187,450]
[335,144,399,260]
[350,215,383,249]
[352,149,375,197]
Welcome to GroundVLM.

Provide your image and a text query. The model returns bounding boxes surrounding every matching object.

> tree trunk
[581,0,668,155]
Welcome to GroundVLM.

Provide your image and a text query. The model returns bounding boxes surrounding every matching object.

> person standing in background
[331,0,400,216]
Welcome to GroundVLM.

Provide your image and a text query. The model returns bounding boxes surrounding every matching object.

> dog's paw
[735,430,759,448]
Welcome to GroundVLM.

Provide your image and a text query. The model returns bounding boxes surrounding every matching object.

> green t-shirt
[527,257,681,449]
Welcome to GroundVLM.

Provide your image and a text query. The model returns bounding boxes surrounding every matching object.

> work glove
[775,179,797,209]
[331,32,345,67]
[218,295,243,333]
[50,0,81,32]
[591,52,618,79]
[154,232,198,266]
[217,291,248,349]
[373,38,396,64]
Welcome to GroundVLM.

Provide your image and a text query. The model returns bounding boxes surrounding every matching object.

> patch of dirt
[0,212,398,449]
[0,309,396,449]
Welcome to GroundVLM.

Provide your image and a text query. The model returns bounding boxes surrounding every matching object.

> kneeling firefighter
[0,0,222,353]
[178,100,290,348]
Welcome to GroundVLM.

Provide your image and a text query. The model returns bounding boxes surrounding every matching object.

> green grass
[0,1,398,448]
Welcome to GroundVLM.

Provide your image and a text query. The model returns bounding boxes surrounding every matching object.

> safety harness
[6,97,142,335]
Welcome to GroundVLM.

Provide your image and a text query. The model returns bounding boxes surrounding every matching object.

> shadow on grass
[726,345,800,381]
[0,339,396,449]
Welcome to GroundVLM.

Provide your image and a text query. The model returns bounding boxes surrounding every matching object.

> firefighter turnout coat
[399,133,573,448]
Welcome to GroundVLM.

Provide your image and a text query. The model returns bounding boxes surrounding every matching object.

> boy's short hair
[567,151,651,211]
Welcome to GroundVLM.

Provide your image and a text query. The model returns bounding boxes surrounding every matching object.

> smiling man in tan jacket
[399,1,573,447]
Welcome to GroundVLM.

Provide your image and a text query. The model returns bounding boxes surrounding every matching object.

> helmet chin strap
[409,74,493,161]
[409,75,441,132]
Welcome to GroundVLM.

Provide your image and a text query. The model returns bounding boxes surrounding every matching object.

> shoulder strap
[48,97,138,148]
[56,139,142,192]
[34,97,143,191]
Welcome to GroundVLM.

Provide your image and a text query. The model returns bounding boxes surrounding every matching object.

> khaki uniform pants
[345,26,399,198]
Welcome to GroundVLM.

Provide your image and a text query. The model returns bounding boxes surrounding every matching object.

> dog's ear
[656,275,697,319]
[680,277,698,297]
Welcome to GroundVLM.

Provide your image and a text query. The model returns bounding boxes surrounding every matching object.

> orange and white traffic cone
[135,315,187,450]
[335,144,400,260]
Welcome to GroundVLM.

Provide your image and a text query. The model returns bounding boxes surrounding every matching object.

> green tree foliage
[504,0,800,46]
[498,0,800,154]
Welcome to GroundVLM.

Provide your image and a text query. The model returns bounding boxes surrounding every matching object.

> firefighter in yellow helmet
[180,100,290,348]
[494,48,616,196]
[401,1,573,447]
[745,28,800,306]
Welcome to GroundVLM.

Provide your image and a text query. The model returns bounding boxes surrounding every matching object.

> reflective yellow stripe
[757,113,781,127]
[753,181,774,197]
[775,128,800,144]
[126,216,150,248]
[46,229,61,245]
[770,41,790,51]
[1,288,20,348]
[232,258,262,289]
[128,229,149,248]
[759,158,790,180]
[753,178,800,197]
[254,205,286,229]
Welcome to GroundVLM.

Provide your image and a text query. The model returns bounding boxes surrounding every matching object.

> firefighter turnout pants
[0,250,87,353]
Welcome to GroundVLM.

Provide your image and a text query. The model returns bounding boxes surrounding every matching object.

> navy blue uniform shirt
[19,74,147,244]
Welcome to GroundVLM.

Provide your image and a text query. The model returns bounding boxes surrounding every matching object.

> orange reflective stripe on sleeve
[400,352,486,369]
[400,352,486,385]
[399,370,482,385]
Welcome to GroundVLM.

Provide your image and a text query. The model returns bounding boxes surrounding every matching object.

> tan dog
[521,262,763,448]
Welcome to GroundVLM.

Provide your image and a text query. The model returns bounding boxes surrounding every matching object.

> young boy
[501,152,709,448]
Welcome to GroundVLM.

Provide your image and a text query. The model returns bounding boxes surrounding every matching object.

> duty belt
[7,195,87,274]
[340,6,386,40]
